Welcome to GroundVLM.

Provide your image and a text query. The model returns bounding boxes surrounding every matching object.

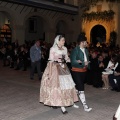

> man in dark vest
[70,34,92,112]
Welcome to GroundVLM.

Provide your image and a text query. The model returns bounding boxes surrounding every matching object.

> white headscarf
[52,35,61,47]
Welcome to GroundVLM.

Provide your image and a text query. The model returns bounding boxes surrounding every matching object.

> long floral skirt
[40,62,78,106]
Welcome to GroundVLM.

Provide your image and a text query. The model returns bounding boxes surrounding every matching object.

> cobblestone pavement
[0,63,120,120]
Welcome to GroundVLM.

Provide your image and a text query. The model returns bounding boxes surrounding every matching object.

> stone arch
[82,20,114,44]
[90,25,106,45]
[24,12,50,31]
[23,12,52,41]
[54,17,75,43]
[54,18,69,35]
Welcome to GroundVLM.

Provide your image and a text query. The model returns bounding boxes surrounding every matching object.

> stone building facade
[0,0,120,46]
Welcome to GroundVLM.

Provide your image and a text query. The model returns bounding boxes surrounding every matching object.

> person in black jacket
[102,51,110,68]
[15,46,24,70]
[22,47,30,71]
[88,53,104,88]
[10,48,18,68]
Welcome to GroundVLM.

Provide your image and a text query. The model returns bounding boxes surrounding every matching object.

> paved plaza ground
[0,62,120,120]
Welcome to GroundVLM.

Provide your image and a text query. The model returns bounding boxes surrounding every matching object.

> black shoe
[15,68,20,70]
[23,69,27,71]
[6,64,10,66]
[39,77,42,80]
[93,85,99,88]
[30,77,34,80]
[10,66,14,68]
[111,88,118,91]
[61,110,68,114]
[111,88,115,91]
[52,106,58,109]
[116,89,120,92]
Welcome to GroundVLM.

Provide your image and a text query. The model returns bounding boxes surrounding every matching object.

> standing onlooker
[30,40,42,80]
[15,46,24,70]
[88,53,104,88]
[12,39,19,49]
[23,47,29,71]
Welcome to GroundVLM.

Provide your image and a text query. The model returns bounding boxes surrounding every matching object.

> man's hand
[84,61,90,66]
[77,60,82,63]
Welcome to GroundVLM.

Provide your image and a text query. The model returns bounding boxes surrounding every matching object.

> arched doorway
[90,25,106,45]
[25,16,45,42]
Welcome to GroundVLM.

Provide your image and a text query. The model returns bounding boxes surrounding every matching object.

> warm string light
[81,0,118,11]
[82,10,115,22]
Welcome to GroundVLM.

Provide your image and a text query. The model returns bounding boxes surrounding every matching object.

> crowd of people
[0,35,120,115]
[0,36,120,92]
[0,39,51,72]
[86,44,120,92]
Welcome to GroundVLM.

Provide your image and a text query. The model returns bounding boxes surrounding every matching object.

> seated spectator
[109,58,120,92]
[102,54,118,89]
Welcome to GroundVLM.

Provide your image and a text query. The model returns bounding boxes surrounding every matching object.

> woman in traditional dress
[40,35,79,114]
